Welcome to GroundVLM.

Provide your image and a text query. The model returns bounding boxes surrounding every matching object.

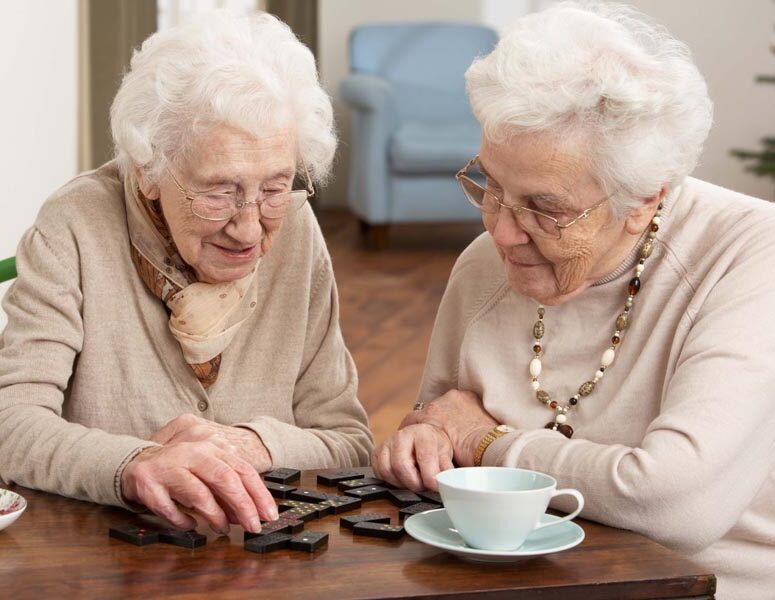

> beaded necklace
[529,202,664,438]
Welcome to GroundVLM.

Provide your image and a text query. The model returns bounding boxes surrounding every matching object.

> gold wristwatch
[473,424,515,467]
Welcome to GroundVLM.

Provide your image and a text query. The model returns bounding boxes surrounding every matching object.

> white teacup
[436,467,584,551]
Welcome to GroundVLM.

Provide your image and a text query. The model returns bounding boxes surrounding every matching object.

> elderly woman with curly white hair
[374,2,775,597]
[0,12,373,536]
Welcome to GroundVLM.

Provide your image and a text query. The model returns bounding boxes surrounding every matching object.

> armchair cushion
[389,120,481,174]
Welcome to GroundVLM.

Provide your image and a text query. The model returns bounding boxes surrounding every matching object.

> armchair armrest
[339,74,397,223]
[340,73,395,118]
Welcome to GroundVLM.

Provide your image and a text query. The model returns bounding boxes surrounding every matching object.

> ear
[134,166,160,200]
[624,185,668,235]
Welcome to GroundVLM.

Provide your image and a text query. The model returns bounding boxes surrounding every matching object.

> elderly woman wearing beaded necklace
[373,3,775,599]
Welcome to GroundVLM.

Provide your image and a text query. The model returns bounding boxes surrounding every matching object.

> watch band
[473,425,510,467]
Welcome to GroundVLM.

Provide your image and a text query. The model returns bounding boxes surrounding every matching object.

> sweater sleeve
[0,226,156,508]
[417,235,510,406]
[235,252,374,469]
[482,224,775,555]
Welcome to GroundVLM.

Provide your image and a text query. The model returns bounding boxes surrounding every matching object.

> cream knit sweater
[0,163,373,508]
[418,178,775,599]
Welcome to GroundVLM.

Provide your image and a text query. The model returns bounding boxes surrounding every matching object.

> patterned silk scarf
[124,172,260,388]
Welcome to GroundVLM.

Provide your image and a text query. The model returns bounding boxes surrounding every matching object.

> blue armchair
[340,22,498,247]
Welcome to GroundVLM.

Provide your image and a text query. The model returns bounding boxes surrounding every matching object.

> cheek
[482,213,496,235]
[174,218,221,255]
[262,218,281,236]
[551,239,595,287]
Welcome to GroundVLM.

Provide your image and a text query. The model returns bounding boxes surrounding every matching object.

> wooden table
[0,469,716,599]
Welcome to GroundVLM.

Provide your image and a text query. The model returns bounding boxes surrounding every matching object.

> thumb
[150,420,181,444]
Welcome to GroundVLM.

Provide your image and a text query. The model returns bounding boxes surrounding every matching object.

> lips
[213,243,257,259]
[507,256,542,267]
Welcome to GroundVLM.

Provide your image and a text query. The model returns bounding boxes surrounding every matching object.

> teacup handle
[533,488,584,531]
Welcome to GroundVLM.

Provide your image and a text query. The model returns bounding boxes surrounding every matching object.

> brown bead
[536,390,550,404]
[628,277,641,296]
[557,424,574,438]
[533,344,542,354]
[612,335,621,345]
[533,320,545,339]
[537,307,545,317]
[578,381,595,397]
[549,400,558,409]
[569,396,578,406]
[616,313,628,331]
[650,223,659,232]
[544,422,557,431]
[641,240,654,259]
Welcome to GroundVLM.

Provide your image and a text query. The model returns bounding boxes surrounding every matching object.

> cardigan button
[197,400,209,412]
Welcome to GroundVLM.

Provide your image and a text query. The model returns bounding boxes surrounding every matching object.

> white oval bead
[555,414,567,424]
[635,264,644,276]
[595,370,604,379]
[529,358,542,377]
[601,348,616,367]
[530,380,541,390]
[652,216,661,226]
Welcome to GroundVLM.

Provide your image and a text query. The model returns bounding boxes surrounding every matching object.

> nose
[491,204,530,247]
[225,203,264,246]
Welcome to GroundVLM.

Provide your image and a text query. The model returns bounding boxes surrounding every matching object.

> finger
[414,431,444,491]
[398,411,420,429]
[439,452,455,473]
[150,414,197,444]
[391,430,425,492]
[167,470,231,535]
[214,497,243,529]
[190,451,264,533]
[372,444,401,489]
[139,480,198,531]
[218,451,278,525]
[435,436,456,490]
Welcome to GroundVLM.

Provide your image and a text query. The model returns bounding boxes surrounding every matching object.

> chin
[197,263,256,284]
[505,262,547,299]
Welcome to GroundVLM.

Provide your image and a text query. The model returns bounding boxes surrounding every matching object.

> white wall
[317,0,481,207]
[0,2,79,257]
[624,0,775,201]
[0,1,79,327]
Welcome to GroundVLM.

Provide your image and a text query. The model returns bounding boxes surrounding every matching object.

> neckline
[592,184,680,287]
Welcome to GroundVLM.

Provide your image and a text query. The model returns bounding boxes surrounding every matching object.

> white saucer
[404,508,584,563]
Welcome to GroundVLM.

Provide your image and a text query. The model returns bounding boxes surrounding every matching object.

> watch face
[495,424,515,433]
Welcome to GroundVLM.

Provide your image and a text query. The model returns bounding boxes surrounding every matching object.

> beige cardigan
[418,178,775,600]
[0,162,373,509]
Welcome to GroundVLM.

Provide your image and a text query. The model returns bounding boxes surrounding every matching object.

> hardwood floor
[317,210,485,445]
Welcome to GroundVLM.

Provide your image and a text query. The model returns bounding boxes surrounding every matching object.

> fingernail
[250,517,263,532]
[270,507,279,521]
[218,525,230,536]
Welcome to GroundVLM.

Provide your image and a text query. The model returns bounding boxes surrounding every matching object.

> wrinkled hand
[122,414,276,534]
[150,413,272,472]
[121,441,278,535]
[400,390,498,467]
[372,423,454,492]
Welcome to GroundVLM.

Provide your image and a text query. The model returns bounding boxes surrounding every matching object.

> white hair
[466,1,713,215]
[111,10,336,185]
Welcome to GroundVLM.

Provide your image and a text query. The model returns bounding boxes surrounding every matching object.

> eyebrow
[477,159,566,205]
[194,169,296,190]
